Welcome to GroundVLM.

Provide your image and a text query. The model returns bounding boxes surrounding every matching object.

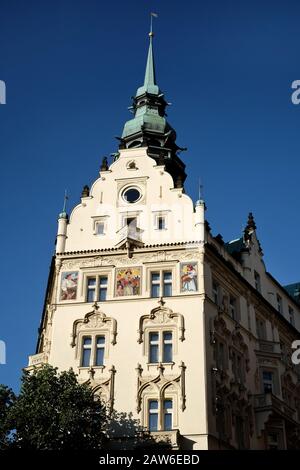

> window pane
[151,273,160,281]
[164,400,172,409]
[87,289,95,302]
[99,276,108,286]
[163,332,172,341]
[150,345,159,363]
[97,336,105,345]
[163,344,172,362]
[158,217,165,230]
[99,288,107,301]
[149,400,158,410]
[149,400,158,432]
[96,347,104,366]
[163,272,172,281]
[149,414,158,432]
[150,332,159,342]
[163,283,172,297]
[88,278,96,287]
[151,284,160,298]
[163,400,172,431]
[83,337,92,345]
[164,413,172,431]
[97,223,104,235]
[163,332,173,363]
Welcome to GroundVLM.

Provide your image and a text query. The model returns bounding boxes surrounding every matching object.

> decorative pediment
[71,302,117,347]
[136,361,186,413]
[138,298,185,344]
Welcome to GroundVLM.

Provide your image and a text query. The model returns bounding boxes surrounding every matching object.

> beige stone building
[28,31,300,450]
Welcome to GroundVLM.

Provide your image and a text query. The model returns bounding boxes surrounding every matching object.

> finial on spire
[62,189,68,213]
[59,190,68,219]
[150,12,158,37]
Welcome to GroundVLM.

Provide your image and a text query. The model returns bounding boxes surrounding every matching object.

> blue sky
[1,0,300,390]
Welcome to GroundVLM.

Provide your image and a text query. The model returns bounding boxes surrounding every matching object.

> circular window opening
[123,187,141,203]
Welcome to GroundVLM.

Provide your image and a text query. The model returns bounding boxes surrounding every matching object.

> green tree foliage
[0,385,15,448]
[1,365,107,450]
[0,365,171,451]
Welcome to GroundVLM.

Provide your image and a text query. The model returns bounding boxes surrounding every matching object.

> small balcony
[115,225,144,250]
[254,393,297,436]
[256,339,281,356]
[27,352,48,368]
[150,430,180,449]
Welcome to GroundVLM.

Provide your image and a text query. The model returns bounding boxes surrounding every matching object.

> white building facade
[28,32,300,450]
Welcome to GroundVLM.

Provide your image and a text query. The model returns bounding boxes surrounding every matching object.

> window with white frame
[80,335,105,367]
[150,271,172,298]
[148,331,173,364]
[153,212,168,231]
[86,275,108,302]
[148,400,159,431]
[92,217,107,236]
[147,398,173,432]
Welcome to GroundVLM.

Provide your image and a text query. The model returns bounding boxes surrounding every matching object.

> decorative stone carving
[137,302,185,344]
[71,302,117,347]
[83,365,116,412]
[136,361,186,413]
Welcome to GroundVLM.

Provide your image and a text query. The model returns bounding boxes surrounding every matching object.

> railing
[28,352,48,367]
[254,393,297,422]
[116,225,143,243]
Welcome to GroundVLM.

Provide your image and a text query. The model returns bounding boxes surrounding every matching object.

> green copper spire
[136,24,159,96]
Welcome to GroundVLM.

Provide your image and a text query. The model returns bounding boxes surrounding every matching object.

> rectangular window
[96,222,105,235]
[276,294,282,314]
[263,371,274,393]
[212,281,219,304]
[163,272,172,297]
[150,271,173,298]
[87,278,96,302]
[289,307,295,326]
[158,216,166,230]
[81,337,92,367]
[148,400,158,432]
[229,296,237,321]
[86,275,109,302]
[256,316,267,340]
[95,336,105,366]
[163,399,173,431]
[99,276,108,301]
[254,271,261,292]
[163,332,173,362]
[151,273,160,298]
[149,332,159,363]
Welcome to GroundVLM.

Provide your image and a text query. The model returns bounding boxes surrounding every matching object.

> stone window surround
[142,389,178,431]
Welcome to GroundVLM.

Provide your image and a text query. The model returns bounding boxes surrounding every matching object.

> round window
[122,187,141,203]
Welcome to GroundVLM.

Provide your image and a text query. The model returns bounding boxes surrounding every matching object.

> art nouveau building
[28,31,300,450]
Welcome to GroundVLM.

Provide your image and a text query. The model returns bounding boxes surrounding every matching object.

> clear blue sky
[1,0,300,390]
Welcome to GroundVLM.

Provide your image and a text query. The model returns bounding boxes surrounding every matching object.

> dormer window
[158,216,166,230]
[96,222,105,235]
